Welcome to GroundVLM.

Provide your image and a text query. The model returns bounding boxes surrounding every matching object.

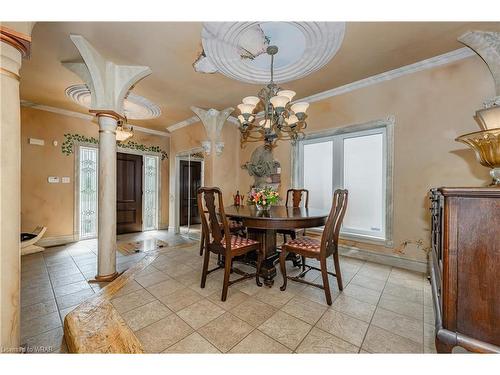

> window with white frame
[295,121,392,242]
[79,146,98,239]
[143,155,159,231]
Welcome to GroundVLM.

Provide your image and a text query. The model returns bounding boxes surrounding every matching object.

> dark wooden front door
[117,153,143,234]
[180,160,202,226]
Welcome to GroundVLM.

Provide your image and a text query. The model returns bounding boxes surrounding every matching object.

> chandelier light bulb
[237,103,255,115]
[270,95,289,109]
[277,90,296,102]
[242,96,260,106]
[291,102,309,114]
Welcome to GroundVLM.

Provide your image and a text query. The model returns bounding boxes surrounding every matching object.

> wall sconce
[215,141,224,156]
[201,140,211,155]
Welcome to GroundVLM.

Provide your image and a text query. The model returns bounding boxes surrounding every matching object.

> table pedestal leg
[248,228,278,287]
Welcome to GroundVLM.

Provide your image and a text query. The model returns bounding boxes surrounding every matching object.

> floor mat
[117,238,169,255]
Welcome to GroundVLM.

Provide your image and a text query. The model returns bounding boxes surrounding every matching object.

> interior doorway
[175,149,204,240]
[116,152,143,234]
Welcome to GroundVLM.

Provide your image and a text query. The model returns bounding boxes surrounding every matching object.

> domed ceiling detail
[194,22,345,84]
[65,84,161,120]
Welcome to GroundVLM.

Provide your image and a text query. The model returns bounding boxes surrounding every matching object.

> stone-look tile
[230,298,277,327]
[390,268,425,281]
[157,262,194,278]
[50,272,86,288]
[234,278,262,296]
[331,294,376,323]
[135,315,193,353]
[281,296,327,325]
[254,287,295,309]
[316,309,369,347]
[383,282,423,304]
[163,332,220,353]
[48,267,82,280]
[145,277,185,299]
[21,287,54,307]
[208,290,249,311]
[357,263,391,281]
[21,299,58,323]
[53,280,92,298]
[230,330,291,353]
[24,327,65,353]
[258,311,312,350]
[135,270,170,288]
[113,280,144,298]
[371,307,423,344]
[296,327,359,353]
[198,312,253,353]
[158,288,204,312]
[172,269,201,286]
[122,300,173,331]
[21,311,61,340]
[342,284,381,305]
[378,293,423,321]
[189,276,223,297]
[177,299,225,329]
[56,285,93,307]
[424,323,435,351]
[361,325,422,353]
[110,289,156,314]
[350,274,387,292]
[297,285,339,306]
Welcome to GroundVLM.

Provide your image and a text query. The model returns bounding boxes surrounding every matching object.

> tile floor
[20,230,436,354]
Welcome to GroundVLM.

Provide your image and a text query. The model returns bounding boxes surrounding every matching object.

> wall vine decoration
[61,133,168,160]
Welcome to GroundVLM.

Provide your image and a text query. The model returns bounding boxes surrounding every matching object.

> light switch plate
[62,177,71,184]
[29,138,45,146]
[48,176,60,184]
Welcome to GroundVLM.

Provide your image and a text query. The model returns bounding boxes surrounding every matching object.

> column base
[89,271,123,283]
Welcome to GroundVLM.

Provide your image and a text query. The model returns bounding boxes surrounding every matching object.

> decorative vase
[255,203,271,211]
[455,128,500,186]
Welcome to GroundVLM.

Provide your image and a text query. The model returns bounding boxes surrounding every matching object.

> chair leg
[256,248,263,287]
[301,256,306,272]
[200,247,210,288]
[333,250,343,291]
[199,234,205,256]
[320,257,332,305]
[291,231,296,240]
[279,249,288,291]
[283,233,287,244]
[221,255,232,301]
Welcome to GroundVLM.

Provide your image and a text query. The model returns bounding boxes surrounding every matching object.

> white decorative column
[191,106,233,158]
[0,23,32,352]
[64,35,151,281]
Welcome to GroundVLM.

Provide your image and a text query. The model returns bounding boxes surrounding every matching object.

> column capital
[89,109,125,122]
[0,25,32,58]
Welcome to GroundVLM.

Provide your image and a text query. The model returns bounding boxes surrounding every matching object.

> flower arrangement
[248,187,280,210]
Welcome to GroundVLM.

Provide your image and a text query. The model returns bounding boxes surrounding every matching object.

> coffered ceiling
[20,22,500,131]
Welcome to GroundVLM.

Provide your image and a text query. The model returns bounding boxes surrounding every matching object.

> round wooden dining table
[224,205,329,286]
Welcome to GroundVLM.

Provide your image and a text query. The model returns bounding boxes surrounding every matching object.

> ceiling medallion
[237,45,309,147]
[65,84,161,120]
[195,22,345,84]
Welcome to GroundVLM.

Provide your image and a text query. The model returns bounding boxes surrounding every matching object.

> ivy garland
[61,133,168,160]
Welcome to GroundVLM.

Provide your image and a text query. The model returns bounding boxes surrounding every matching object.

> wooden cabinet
[429,187,500,353]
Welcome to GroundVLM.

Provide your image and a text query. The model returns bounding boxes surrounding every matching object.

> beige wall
[238,56,494,262]
[21,107,170,240]
[168,120,241,228]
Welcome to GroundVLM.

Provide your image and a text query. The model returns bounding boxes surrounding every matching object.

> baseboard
[338,244,428,274]
[38,235,77,248]
[158,224,169,230]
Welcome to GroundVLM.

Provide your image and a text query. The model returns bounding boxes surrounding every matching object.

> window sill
[306,227,393,248]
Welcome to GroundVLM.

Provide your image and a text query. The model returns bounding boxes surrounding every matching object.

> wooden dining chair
[278,189,309,242]
[199,218,245,256]
[279,189,348,305]
[198,187,263,301]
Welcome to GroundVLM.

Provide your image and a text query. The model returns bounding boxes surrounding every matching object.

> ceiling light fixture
[237,45,309,147]
[115,120,134,143]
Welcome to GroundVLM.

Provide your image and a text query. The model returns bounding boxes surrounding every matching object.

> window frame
[291,116,395,247]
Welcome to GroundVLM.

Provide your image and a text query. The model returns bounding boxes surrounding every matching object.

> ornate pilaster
[0,23,32,352]
[64,35,152,281]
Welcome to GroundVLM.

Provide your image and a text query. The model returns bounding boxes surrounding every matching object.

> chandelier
[116,120,134,143]
[236,45,310,147]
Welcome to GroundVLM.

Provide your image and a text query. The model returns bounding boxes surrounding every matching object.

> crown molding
[167,114,240,132]
[20,100,170,137]
[299,47,476,104]
[168,47,476,134]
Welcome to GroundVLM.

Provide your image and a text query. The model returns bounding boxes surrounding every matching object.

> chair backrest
[197,187,231,254]
[320,189,348,257]
[285,189,309,208]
